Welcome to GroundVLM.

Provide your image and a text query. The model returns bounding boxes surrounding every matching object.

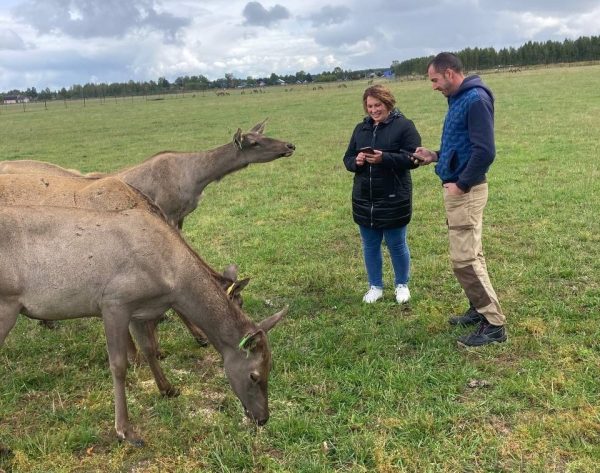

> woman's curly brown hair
[362,84,396,114]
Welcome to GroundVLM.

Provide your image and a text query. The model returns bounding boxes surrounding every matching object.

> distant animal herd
[218,82,353,96]
[0,120,295,448]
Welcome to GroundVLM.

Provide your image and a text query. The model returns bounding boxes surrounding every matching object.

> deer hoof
[155,350,167,360]
[162,386,181,398]
[128,437,145,448]
[195,336,209,347]
[117,431,145,448]
[0,445,13,457]
[39,320,58,329]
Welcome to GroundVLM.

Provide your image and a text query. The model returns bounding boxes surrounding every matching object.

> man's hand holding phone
[410,147,438,165]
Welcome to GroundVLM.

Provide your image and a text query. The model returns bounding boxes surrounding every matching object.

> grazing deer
[0,159,105,178]
[0,206,286,447]
[0,173,250,361]
[0,174,157,213]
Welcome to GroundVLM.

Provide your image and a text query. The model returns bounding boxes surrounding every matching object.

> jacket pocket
[448,150,459,174]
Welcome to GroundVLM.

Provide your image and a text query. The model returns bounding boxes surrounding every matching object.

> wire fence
[0,91,204,116]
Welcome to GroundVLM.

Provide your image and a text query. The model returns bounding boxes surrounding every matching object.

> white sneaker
[395,284,410,304]
[363,286,383,303]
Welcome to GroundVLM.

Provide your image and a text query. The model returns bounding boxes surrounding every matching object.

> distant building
[3,95,29,104]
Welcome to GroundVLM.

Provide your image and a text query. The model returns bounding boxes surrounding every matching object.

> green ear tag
[239,333,252,357]
[238,333,252,349]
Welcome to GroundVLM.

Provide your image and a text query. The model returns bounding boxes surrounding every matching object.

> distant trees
[24,87,37,99]
[38,88,52,100]
[391,35,600,76]
[173,74,210,91]
[3,36,599,101]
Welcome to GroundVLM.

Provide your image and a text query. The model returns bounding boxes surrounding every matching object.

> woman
[343,85,421,304]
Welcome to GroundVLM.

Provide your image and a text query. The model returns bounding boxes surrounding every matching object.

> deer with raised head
[0,206,286,447]
[115,119,295,228]
[0,120,296,229]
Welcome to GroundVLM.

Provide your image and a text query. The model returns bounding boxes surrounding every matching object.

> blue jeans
[359,225,410,288]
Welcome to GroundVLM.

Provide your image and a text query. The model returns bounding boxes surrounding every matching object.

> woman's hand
[356,152,366,166]
[361,149,383,164]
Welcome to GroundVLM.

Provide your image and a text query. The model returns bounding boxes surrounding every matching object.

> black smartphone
[359,147,375,154]
[408,152,424,162]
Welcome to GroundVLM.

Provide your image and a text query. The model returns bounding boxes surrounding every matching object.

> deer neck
[116,143,248,226]
[172,264,254,355]
[186,142,249,191]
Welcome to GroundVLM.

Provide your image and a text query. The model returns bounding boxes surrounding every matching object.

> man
[412,52,507,347]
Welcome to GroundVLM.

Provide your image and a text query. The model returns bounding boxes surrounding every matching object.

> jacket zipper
[369,125,378,228]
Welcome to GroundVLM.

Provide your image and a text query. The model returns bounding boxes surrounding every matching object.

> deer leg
[175,311,209,347]
[0,300,20,346]
[148,317,166,359]
[128,315,168,363]
[0,301,20,455]
[129,319,180,398]
[126,329,144,366]
[101,307,144,447]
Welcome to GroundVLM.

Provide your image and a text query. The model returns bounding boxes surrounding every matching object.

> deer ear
[226,278,249,297]
[233,129,243,149]
[238,330,262,351]
[258,306,288,333]
[249,119,268,134]
[222,263,239,281]
[236,277,250,291]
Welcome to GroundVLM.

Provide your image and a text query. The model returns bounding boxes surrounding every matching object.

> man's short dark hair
[428,52,464,74]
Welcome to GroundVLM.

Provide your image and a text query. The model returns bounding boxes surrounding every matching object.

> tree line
[392,36,600,76]
[0,67,383,100]
[2,36,599,102]
[1,67,377,102]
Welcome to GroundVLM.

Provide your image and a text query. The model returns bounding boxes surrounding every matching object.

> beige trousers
[443,183,505,326]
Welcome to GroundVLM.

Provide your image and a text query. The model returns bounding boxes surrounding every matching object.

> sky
[1,0,599,92]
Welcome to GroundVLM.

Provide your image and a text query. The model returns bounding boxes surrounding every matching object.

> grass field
[1,64,599,472]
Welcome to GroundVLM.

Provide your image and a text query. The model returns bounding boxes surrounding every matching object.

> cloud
[481,0,599,15]
[0,29,26,50]
[13,0,190,40]
[242,1,290,27]
[312,25,370,49]
[307,5,351,26]
[1,0,598,92]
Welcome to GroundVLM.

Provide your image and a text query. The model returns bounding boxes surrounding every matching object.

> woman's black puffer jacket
[343,109,421,229]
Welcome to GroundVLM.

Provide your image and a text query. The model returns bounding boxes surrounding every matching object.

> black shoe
[448,307,485,326]
[457,322,507,347]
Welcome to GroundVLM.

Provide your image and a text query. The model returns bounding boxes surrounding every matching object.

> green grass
[1,64,599,472]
